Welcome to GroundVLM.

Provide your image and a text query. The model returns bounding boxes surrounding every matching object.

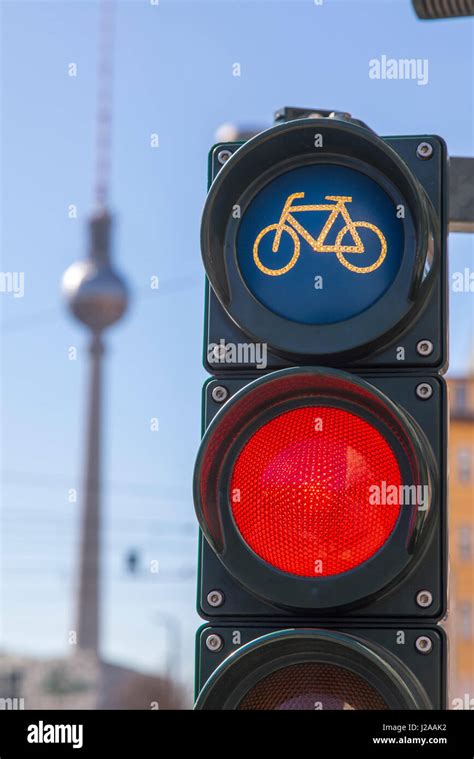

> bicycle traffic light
[202,114,447,370]
[194,110,448,711]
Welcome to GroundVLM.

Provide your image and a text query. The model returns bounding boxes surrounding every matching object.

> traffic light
[194,110,448,710]
[195,628,445,710]
[202,112,446,369]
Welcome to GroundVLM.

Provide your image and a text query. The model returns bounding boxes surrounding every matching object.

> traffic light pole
[449,157,474,232]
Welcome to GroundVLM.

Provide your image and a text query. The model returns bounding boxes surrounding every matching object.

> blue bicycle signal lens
[237,164,405,325]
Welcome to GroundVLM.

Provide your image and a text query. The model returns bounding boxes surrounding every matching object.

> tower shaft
[76,331,104,653]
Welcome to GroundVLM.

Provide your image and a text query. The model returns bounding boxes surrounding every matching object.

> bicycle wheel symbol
[335,222,387,274]
[253,224,300,276]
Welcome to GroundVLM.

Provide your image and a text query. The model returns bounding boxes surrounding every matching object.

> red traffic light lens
[237,661,388,710]
[230,406,402,577]
[194,368,435,611]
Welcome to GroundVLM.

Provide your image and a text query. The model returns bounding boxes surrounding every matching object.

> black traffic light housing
[195,111,448,711]
[196,371,447,621]
[202,119,447,372]
[196,625,447,710]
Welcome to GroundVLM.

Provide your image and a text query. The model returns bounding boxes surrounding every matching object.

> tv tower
[62,0,129,653]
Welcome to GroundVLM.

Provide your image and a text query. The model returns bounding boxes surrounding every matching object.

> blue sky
[1,0,473,692]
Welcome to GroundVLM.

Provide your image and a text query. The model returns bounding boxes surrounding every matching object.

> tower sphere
[62,259,129,331]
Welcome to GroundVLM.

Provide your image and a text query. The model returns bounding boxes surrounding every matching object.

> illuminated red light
[230,406,402,577]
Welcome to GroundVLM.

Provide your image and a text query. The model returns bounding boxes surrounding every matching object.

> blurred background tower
[62,214,128,651]
[61,0,129,653]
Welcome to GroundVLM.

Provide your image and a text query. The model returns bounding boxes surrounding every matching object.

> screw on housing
[210,343,228,363]
[217,148,233,165]
[207,589,225,608]
[416,339,434,356]
[415,636,433,655]
[416,382,433,400]
[211,385,229,403]
[205,633,224,652]
[416,590,433,608]
[416,142,434,160]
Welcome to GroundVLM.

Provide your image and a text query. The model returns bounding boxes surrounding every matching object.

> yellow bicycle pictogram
[253,193,387,276]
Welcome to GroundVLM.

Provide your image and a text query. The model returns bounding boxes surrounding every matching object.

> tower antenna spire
[94,0,116,210]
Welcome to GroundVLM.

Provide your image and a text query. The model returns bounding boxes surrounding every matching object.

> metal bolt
[217,148,232,165]
[211,343,227,362]
[205,633,224,652]
[415,635,433,655]
[416,382,433,400]
[207,589,225,608]
[416,590,433,608]
[416,339,434,357]
[211,385,229,403]
[416,142,434,160]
